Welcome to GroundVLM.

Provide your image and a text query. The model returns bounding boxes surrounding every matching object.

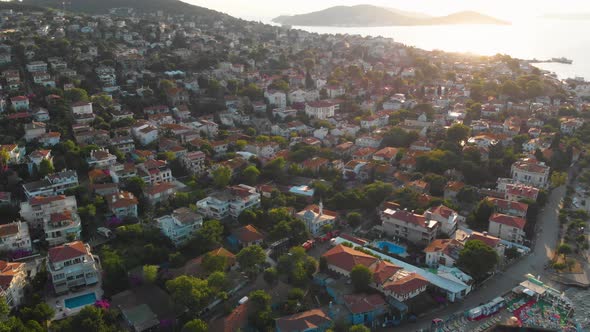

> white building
[26,61,48,72]
[380,208,439,246]
[424,239,463,267]
[106,191,138,219]
[488,213,527,244]
[137,159,173,185]
[45,210,82,246]
[196,184,260,219]
[510,158,550,188]
[264,90,287,109]
[71,101,93,115]
[132,122,159,146]
[426,205,459,236]
[0,221,32,253]
[87,148,117,169]
[47,241,100,295]
[295,202,337,236]
[305,101,338,120]
[156,207,203,246]
[180,151,207,176]
[20,195,78,228]
[0,261,27,309]
[22,170,79,198]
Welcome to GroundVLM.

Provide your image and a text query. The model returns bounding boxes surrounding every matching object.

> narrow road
[391,185,565,331]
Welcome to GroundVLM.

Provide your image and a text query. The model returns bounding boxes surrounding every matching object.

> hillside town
[0,2,588,332]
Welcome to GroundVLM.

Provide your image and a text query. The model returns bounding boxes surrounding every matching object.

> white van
[97,227,113,238]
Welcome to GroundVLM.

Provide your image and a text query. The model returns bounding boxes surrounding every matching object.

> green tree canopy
[350,264,373,292]
[457,240,499,280]
[236,245,266,275]
[181,319,208,332]
[212,166,231,188]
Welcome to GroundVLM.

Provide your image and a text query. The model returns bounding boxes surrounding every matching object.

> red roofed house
[488,213,526,244]
[424,239,464,267]
[464,231,506,259]
[210,301,251,332]
[276,308,333,332]
[47,241,100,295]
[486,197,528,218]
[425,205,459,236]
[510,158,550,188]
[10,95,29,110]
[305,100,338,120]
[505,183,539,202]
[106,191,139,218]
[380,208,439,245]
[343,293,388,325]
[145,182,177,204]
[322,245,430,302]
[0,221,32,253]
[373,147,399,162]
[229,224,264,249]
[0,261,27,308]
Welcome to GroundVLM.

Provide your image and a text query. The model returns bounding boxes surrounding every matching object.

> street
[391,184,566,331]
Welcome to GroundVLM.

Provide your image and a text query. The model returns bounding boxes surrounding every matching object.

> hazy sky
[184,0,590,20]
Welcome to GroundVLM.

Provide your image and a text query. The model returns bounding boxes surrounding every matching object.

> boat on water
[551,57,573,64]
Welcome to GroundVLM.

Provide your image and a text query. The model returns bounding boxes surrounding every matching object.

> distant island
[273,5,510,27]
[543,13,590,20]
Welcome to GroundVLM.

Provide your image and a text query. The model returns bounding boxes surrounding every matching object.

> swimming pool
[64,292,97,309]
[375,241,407,255]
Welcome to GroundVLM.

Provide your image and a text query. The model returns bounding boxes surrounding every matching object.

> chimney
[483,231,488,236]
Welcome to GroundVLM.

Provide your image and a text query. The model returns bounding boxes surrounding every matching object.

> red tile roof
[489,213,526,229]
[276,308,332,332]
[469,231,501,248]
[0,223,19,237]
[370,260,402,284]
[210,302,250,332]
[48,241,88,263]
[232,224,264,243]
[343,293,386,314]
[381,273,429,296]
[322,244,377,272]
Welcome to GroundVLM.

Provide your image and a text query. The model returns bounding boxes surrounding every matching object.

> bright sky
[184,0,590,21]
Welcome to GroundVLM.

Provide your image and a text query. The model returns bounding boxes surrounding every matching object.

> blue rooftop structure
[331,237,471,302]
[289,185,315,197]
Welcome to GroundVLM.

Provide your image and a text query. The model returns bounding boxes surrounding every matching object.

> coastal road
[390,184,565,331]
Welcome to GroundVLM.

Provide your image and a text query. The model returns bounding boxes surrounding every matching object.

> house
[510,158,550,188]
[156,207,203,246]
[424,239,464,267]
[426,205,459,236]
[342,293,388,325]
[0,261,26,308]
[196,184,261,219]
[145,182,177,204]
[39,132,61,147]
[265,90,287,108]
[228,224,264,249]
[486,197,528,218]
[296,202,338,236]
[109,163,138,183]
[444,181,465,201]
[301,157,329,174]
[110,136,135,154]
[45,210,82,246]
[20,195,78,228]
[276,308,333,332]
[326,86,345,98]
[33,108,50,122]
[343,160,368,181]
[132,122,159,146]
[505,183,539,202]
[210,302,251,332]
[488,213,527,244]
[462,231,506,259]
[360,112,389,129]
[71,101,94,116]
[560,118,584,135]
[106,191,138,219]
[180,151,207,176]
[165,87,189,106]
[0,221,32,253]
[26,61,48,72]
[87,148,117,169]
[22,170,79,198]
[24,122,46,142]
[137,159,173,185]
[380,208,440,246]
[373,147,399,162]
[47,241,100,295]
[305,101,338,120]
[322,245,429,302]
[0,144,24,164]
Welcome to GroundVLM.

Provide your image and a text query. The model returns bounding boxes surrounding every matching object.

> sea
[242,16,590,81]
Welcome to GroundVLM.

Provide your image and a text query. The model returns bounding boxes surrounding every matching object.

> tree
[551,171,567,187]
[19,302,54,324]
[38,158,55,177]
[346,212,362,228]
[263,267,278,284]
[447,123,471,142]
[212,166,231,188]
[236,245,266,275]
[166,276,213,314]
[557,243,572,259]
[241,165,260,185]
[0,148,9,171]
[198,220,224,246]
[467,199,495,230]
[201,253,228,273]
[349,325,371,332]
[49,306,120,332]
[501,80,521,99]
[64,88,89,102]
[248,290,273,331]
[142,265,158,283]
[207,271,228,291]
[457,240,499,280]
[182,319,208,332]
[350,264,373,292]
[125,176,146,198]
